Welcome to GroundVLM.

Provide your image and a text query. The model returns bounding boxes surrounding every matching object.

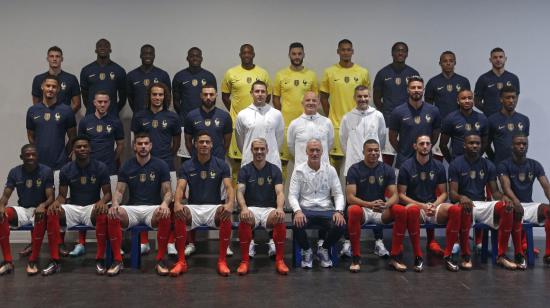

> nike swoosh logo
[412,175,418,178]
[33,115,41,119]
[437,86,444,90]
[143,122,150,126]
[88,74,96,78]
[333,79,339,82]
[133,81,141,85]
[498,125,505,129]
[403,117,411,121]
[360,179,366,182]
[194,121,201,125]
[455,125,463,129]
[488,84,495,88]
[182,81,190,85]
[129,176,136,179]
[248,179,255,182]
[385,77,392,81]
[461,172,468,176]
[87,127,94,131]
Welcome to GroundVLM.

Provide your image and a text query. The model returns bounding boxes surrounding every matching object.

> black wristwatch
[336,210,344,215]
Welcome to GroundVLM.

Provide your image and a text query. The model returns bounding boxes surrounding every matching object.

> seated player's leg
[459,205,473,269]
[0,207,17,275]
[493,201,517,270]
[542,204,550,265]
[214,205,232,276]
[169,206,191,277]
[106,207,129,276]
[151,205,171,276]
[385,204,407,272]
[265,208,288,275]
[41,207,64,276]
[406,204,423,272]
[347,205,365,272]
[293,210,313,269]
[90,204,108,274]
[436,203,461,271]
[237,208,256,275]
[512,207,526,269]
[316,211,345,268]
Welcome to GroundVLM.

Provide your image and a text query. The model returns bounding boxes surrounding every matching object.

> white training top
[287,113,334,166]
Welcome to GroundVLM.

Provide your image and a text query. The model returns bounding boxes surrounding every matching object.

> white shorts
[121,205,159,229]
[247,207,276,229]
[7,206,35,228]
[177,127,191,158]
[522,202,543,225]
[382,128,396,156]
[62,204,94,228]
[362,207,383,224]
[473,201,499,229]
[420,204,443,224]
[186,204,222,231]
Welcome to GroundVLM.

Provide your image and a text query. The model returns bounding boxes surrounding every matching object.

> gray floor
[1,235,549,308]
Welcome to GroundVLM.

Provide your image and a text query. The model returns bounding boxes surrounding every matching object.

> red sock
[460,208,473,256]
[140,231,148,244]
[174,219,187,263]
[273,223,286,262]
[0,209,13,262]
[512,218,523,256]
[108,217,123,262]
[79,230,87,245]
[156,217,171,261]
[187,230,196,245]
[444,205,461,257]
[495,201,512,256]
[168,230,175,244]
[545,207,550,256]
[94,214,107,260]
[218,219,231,263]
[347,205,363,257]
[29,217,47,262]
[407,205,422,257]
[46,214,60,260]
[390,205,407,256]
[238,222,252,262]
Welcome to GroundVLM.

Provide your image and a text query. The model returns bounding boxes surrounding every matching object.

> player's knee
[347,205,363,218]
[448,205,462,217]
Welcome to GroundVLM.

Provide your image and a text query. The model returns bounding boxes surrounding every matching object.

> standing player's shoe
[95,259,106,275]
[413,256,424,272]
[389,256,407,272]
[18,244,32,257]
[267,239,276,257]
[374,239,390,257]
[217,261,230,276]
[514,253,527,270]
[41,260,61,276]
[140,243,151,255]
[226,246,234,257]
[169,261,188,277]
[340,239,352,257]
[184,243,196,256]
[0,261,14,275]
[237,261,249,275]
[156,260,170,276]
[316,247,333,268]
[427,241,444,256]
[497,255,517,270]
[460,255,473,270]
[167,243,177,256]
[444,256,459,272]
[275,260,289,275]
[26,262,39,276]
[107,261,123,276]
[301,248,313,269]
[248,240,256,258]
[69,243,86,257]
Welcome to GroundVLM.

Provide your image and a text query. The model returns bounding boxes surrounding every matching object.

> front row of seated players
[1,134,550,276]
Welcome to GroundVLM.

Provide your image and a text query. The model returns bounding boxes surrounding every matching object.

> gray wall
[1,0,548,200]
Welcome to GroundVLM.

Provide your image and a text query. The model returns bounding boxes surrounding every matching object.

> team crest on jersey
[456,84,462,91]
[152,120,158,128]
[149,171,156,182]
[267,176,272,185]
[344,76,350,84]
[139,174,146,182]
[507,123,515,131]
[153,78,159,84]
[36,179,42,187]
[425,114,432,123]
[96,125,103,133]
[210,170,216,179]
[479,169,485,180]
[91,176,96,184]
[99,73,106,80]
[518,123,524,131]
[528,172,534,181]
[44,113,51,121]
[465,123,472,131]
[80,176,87,185]
[469,170,476,179]
[429,171,435,181]
[55,113,61,121]
[109,72,116,80]
[497,82,503,90]
[144,79,150,87]
[369,176,376,184]
[446,84,453,92]
[192,79,198,87]
[201,79,207,86]
[247,77,252,84]
[378,176,384,186]
[25,179,33,188]
[414,116,421,124]
[204,119,212,127]
[395,77,402,85]
[518,173,526,182]
[61,82,67,91]
[200,171,207,180]
[294,80,300,87]
[420,172,427,181]
[214,118,220,127]
[162,120,168,129]
[106,125,112,133]
[258,177,265,186]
